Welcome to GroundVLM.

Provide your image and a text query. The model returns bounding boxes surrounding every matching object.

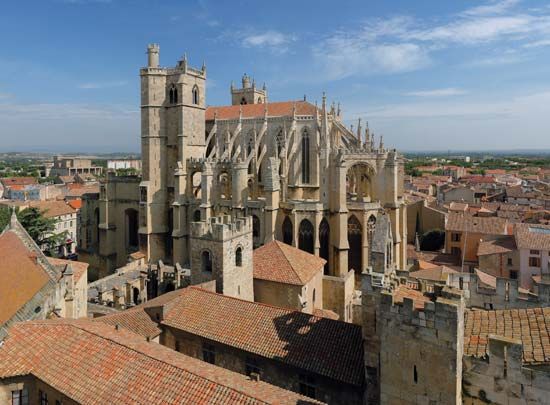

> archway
[346,164,373,202]
[124,208,139,250]
[319,218,330,275]
[348,215,362,272]
[282,216,293,245]
[298,219,314,254]
[132,287,140,305]
[218,171,232,200]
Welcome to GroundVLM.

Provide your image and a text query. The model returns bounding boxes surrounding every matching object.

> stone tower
[189,215,254,301]
[139,44,206,263]
[231,74,268,105]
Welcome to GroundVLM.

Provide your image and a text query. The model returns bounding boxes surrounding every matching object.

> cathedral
[80,44,407,284]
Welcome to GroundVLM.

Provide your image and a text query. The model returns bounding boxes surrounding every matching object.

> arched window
[192,85,199,105]
[193,209,201,222]
[348,215,362,272]
[319,218,330,275]
[301,129,310,184]
[169,87,174,104]
[241,97,247,105]
[201,250,212,272]
[298,219,314,254]
[235,247,243,267]
[282,216,293,245]
[173,87,178,104]
[257,97,263,103]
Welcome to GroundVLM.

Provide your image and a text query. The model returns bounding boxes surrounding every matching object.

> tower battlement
[190,215,252,240]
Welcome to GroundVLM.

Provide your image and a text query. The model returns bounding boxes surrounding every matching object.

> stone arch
[319,218,330,275]
[346,163,374,202]
[218,171,232,199]
[132,287,140,305]
[282,216,293,245]
[235,246,243,267]
[201,250,212,272]
[348,215,362,272]
[191,171,202,199]
[298,219,314,254]
[124,208,139,250]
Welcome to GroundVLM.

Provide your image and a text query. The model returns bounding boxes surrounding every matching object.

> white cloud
[463,54,524,67]
[241,31,296,51]
[404,88,467,97]
[77,80,128,89]
[461,0,520,17]
[523,39,550,48]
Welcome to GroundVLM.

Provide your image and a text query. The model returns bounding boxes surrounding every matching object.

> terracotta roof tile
[0,177,38,186]
[464,307,550,365]
[477,236,516,256]
[0,232,51,325]
[446,212,507,235]
[253,241,325,285]
[162,287,364,386]
[514,223,550,251]
[206,101,317,121]
[27,200,76,218]
[409,266,458,282]
[0,319,319,404]
[47,257,88,283]
[392,285,431,310]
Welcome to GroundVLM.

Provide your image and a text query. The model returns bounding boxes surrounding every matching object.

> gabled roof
[514,223,550,251]
[47,257,88,283]
[477,236,516,256]
[0,213,60,339]
[446,212,508,235]
[206,100,317,121]
[0,320,319,404]
[161,287,364,386]
[409,266,458,282]
[253,240,325,285]
[27,200,76,218]
[464,307,550,365]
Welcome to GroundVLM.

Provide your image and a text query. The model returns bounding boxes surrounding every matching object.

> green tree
[420,229,445,251]
[0,206,66,255]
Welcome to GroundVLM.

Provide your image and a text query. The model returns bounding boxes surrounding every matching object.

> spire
[202,60,206,73]
[303,94,307,102]
[337,102,341,118]
[365,121,370,147]
[379,135,384,151]
[371,131,375,151]
[357,118,362,141]
[10,207,17,228]
[322,92,327,112]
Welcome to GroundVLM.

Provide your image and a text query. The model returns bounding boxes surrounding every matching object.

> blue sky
[1,0,550,152]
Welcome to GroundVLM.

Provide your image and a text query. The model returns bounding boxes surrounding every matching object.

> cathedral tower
[230,74,268,105]
[139,44,206,263]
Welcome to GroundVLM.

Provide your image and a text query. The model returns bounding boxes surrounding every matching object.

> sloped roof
[47,257,88,283]
[409,266,458,282]
[206,100,318,121]
[161,287,364,386]
[27,200,76,218]
[514,223,550,251]
[446,212,507,235]
[0,320,319,404]
[464,307,550,365]
[253,240,325,285]
[477,236,516,256]
[0,214,60,339]
[0,177,38,186]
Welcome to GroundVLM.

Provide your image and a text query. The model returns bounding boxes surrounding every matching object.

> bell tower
[230,74,268,105]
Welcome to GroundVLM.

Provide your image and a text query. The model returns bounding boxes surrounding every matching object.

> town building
[0,319,318,404]
[49,155,103,177]
[0,212,87,340]
[96,286,364,404]
[107,159,142,171]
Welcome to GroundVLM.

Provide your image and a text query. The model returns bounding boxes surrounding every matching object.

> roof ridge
[275,241,305,284]
[16,320,276,404]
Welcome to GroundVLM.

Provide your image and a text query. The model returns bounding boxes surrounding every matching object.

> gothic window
[241,97,247,105]
[169,85,178,104]
[319,218,330,275]
[301,129,310,184]
[235,246,243,267]
[348,215,362,272]
[367,215,376,265]
[193,210,201,222]
[282,216,293,245]
[257,97,263,103]
[173,87,178,103]
[169,87,174,104]
[192,85,199,105]
[298,219,314,254]
[201,250,212,272]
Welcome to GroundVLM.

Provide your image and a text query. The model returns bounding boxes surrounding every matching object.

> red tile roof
[253,241,326,285]
[162,287,364,386]
[409,266,458,282]
[206,101,317,121]
[0,177,38,186]
[27,200,76,218]
[514,223,550,251]
[47,257,88,283]
[477,237,516,256]
[446,213,508,235]
[392,285,432,310]
[464,308,550,365]
[0,320,318,404]
[0,231,51,325]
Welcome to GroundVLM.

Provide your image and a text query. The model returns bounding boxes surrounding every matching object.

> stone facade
[190,215,254,301]
[80,44,408,287]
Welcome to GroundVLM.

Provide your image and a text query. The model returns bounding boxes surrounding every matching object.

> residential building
[107,159,142,171]
[49,156,103,177]
[0,212,87,340]
[514,223,550,289]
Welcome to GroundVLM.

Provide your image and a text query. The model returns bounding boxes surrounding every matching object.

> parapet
[190,215,252,240]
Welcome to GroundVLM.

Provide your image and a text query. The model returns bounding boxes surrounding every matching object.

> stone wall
[322,270,355,322]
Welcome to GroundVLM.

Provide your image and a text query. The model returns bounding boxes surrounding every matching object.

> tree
[420,229,445,251]
[0,206,66,255]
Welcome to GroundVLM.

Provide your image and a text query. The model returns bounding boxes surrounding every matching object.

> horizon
[1,0,550,151]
